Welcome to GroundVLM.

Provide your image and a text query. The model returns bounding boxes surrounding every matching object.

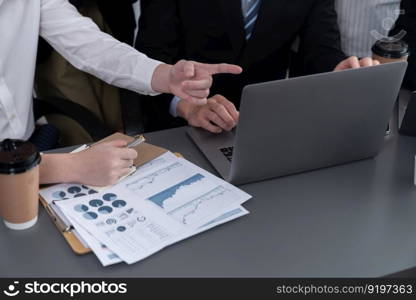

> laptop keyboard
[219,146,234,162]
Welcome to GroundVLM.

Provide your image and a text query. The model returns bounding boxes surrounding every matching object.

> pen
[126,135,145,148]
[80,135,146,151]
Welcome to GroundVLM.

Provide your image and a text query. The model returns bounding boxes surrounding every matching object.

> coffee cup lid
[0,139,41,174]
[372,39,409,59]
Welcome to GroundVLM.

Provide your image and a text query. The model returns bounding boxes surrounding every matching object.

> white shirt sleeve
[39,0,162,95]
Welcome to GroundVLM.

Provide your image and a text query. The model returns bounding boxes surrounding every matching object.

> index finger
[196,62,243,76]
[101,140,128,148]
[117,148,138,161]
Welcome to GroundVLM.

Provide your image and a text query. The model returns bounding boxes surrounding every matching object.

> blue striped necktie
[243,0,261,40]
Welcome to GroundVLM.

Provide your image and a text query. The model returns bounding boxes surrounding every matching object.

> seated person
[390,0,416,91]
[335,0,402,58]
[136,0,378,134]
[1,0,242,187]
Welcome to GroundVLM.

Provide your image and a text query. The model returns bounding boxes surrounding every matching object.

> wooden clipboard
[39,133,182,255]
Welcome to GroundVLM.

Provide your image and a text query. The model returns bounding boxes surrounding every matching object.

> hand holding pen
[65,136,145,187]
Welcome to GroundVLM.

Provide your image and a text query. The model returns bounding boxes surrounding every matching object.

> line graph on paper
[135,153,177,174]
[148,178,240,227]
[168,186,239,225]
[124,159,242,227]
[147,173,206,209]
[124,160,217,202]
[125,162,182,194]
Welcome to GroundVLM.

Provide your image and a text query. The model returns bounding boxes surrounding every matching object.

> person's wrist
[62,153,82,183]
[177,99,195,120]
[151,64,172,94]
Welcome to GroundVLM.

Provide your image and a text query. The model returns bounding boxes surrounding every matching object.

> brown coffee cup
[372,39,409,64]
[0,139,41,230]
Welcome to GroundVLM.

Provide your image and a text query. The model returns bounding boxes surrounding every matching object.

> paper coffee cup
[3,216,38,231]
[0,139,41,230]
[372,39,409,64]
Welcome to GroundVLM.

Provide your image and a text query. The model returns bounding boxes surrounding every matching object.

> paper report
[41,152,251,266]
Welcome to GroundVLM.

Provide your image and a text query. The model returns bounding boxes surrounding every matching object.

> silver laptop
[187,62,407,185]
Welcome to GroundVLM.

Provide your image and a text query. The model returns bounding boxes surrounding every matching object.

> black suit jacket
[391,0,416,91]
[136,0,346,131]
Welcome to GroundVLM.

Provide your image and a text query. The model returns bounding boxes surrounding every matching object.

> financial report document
[41,152,251,266]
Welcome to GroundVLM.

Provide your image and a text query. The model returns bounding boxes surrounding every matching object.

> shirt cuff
[169,96,182,117]
[139,57,164,96]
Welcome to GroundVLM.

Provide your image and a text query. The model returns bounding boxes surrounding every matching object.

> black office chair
[32,96,112,150]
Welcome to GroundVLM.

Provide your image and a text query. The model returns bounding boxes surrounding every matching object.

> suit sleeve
[297,0,347,74]
[135,0,185,131]
[136,0,181,63]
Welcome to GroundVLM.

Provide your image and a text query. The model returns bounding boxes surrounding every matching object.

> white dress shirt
[0,0,162,141]
[335,0,401,58]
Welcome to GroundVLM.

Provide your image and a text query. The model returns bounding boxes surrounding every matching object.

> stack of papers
[40,152,251,266]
